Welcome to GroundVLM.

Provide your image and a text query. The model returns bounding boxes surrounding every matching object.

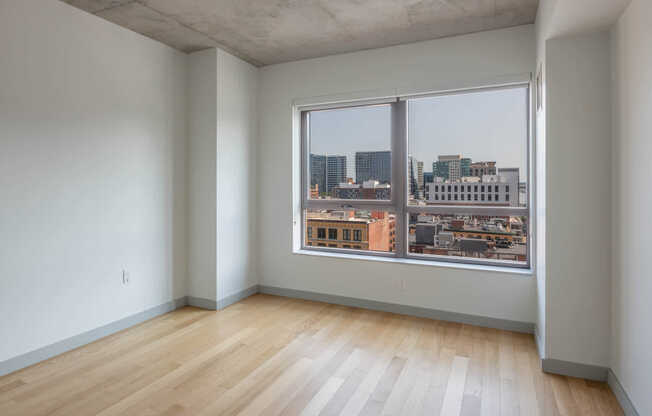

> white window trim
[293,77,535,273]
[293,248,534,276]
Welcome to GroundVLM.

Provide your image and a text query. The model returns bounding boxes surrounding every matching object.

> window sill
[293,249,534,276]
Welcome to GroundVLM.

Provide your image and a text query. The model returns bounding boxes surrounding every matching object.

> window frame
[299,82,532,269]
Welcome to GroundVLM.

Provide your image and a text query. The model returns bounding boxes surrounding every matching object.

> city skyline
[309,86,528,181]
[310,150,519,188]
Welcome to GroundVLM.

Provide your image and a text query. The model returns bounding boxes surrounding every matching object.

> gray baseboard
[218,284,259,309]
[534,324,544,359]
[0,297,187,377]
[174,296,189,309]
[540,361,639,415]
[608,369,640,416]
[541,358,608,381]
[187,296,218,310]
[186,284,259,311]
[258,285,534,334]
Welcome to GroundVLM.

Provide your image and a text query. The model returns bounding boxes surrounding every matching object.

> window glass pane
[408,212,528,266]
[308,105,391,200]
[305,209,395,252]
[407,87,528,207]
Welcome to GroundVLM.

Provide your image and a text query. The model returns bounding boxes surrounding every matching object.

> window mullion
[405,205,529,217]
[392,100,407,258]
[304,200,394,211]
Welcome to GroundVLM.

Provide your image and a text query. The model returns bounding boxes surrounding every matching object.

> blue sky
[310,86,528,182]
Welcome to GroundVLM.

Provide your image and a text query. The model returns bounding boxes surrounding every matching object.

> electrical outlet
[122,269,130,285]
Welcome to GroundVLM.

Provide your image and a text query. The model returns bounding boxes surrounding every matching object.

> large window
[300,84,531,268]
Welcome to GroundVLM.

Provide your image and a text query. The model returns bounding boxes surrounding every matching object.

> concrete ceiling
[62,0,539,66]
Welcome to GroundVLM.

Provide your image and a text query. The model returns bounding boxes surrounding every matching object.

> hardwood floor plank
[299,377,346,416]
[550,375,580,416]
[95,327,259,416]
[358,356,407,415]
[236,357,314,416]
[481,338,501,416]
[460,339,485,416]
[398,320,440,416]
[419,346,455,416]
[440,355,469,416]
[515,346,540,416]
[567,377,602,416]
[322,314,407,416]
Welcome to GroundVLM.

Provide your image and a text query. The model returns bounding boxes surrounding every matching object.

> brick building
[305,210,395,252]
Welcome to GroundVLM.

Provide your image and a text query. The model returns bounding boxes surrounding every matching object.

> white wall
[257,25,537,323]
[187,49,218,302]
[216,50,259,301]
[187,48,259,304]
[534,0,632,364]
[544,32,612,367]
[0,0,187,362]
[611,0,652,413]
[534,0,556,357]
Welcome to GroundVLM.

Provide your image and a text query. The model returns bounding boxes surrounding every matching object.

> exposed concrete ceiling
[62,0,539,66]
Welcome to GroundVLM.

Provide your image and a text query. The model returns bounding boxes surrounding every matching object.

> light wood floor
[0,294,622,416]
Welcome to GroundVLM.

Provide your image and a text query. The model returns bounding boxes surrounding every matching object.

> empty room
[1,0,649,415]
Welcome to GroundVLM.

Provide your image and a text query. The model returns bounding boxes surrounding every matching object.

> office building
[310,153,347,194]
[433,155,471,182]
[470,161,497,177]
[355,151,391,184]
[426,171,520,207]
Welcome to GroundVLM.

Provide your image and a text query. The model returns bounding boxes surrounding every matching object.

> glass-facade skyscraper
[310,154,347,194]
[355,151,391,184]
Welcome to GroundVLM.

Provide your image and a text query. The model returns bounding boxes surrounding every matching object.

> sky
[310,86,528,182]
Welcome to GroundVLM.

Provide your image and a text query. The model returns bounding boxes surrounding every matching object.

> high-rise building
[433,155,459,181]
[417,161,424,197]
[433,160,448,180]
[310,154,327,195]
[470,161,497,177]
[355,151,391,184]
[433,155,471,181]
[461,158,471,177]
[423,171,434,200]
[310,154,347,194]
[408,158,425,199]
[408,156,418,197]
[327,156,347,192]
[497,167,519,184]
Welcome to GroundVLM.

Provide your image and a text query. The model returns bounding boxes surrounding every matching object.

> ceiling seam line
[92,0,138,15]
